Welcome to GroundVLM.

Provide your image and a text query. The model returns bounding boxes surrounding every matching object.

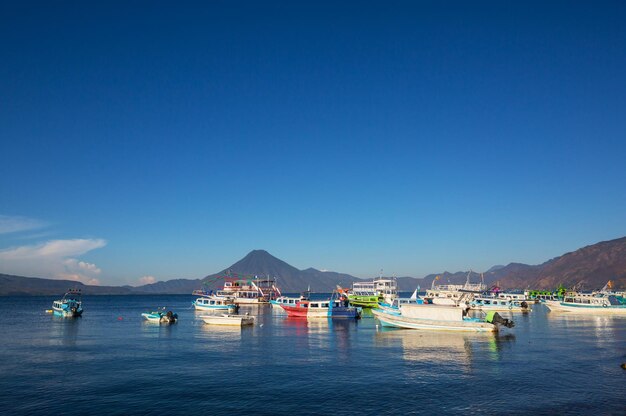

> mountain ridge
[1,236,625,295]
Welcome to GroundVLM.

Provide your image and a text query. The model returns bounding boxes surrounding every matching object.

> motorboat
[192,295,239,313]
[281,293,361,319]
[141,310,178,324]
[52,289,83,318]
[470,296,531,312]
[545,293,626,314]
[201,313,255,326]
[372,303,514,332]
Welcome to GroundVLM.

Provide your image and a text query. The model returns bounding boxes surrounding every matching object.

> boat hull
[347,295,380,308]
[141,312,178,324]
[372,308,497,332]
[201,314,255,326]
[544,301,626,314]
[281,305,360,319]
[52,307,82,318]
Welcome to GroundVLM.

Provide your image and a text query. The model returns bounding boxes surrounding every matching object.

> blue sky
[1,1,625,285]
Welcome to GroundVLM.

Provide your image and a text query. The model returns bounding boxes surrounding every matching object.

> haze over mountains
[1,237,625,296]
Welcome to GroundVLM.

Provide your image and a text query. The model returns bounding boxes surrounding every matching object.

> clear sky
[1,1,625,286]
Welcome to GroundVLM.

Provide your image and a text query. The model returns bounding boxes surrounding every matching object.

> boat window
[310,303,319,308]
[321,303,329,307]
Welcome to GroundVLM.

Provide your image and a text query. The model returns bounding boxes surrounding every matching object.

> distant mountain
[486,265,505,273]
[133,278,201,294]
[488,237,626,290]
[2,237,625,295]
[199,250,364,293]
[0,274,134,296]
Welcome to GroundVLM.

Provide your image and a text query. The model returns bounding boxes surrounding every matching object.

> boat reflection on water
[375,328,515,367]
[375,329,474,365]
[546,312,622,346]
[48,317,81,347]
[359,308,375,319]
[140,318,177,339]
[281,317,354,358]
[194,320,255,353]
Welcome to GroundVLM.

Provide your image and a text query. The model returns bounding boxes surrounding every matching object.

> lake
[0,295,624,415]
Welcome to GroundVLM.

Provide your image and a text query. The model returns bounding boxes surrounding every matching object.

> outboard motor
[161,310,177,324]
[486,311,515,328]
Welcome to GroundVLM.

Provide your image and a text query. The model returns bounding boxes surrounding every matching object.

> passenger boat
[141,310,178,324]
[346,282,380,308]
[493,291,537,304]
[281,295,361,319]
[545,293,626,314]
[470,296,531,312]
[52,289,83,317]
[347,273,399,306]
[270,295,308,310]
[593,280,626,297]
[372,304,514,332]
[212,277,282,304]
[192,294,239,313]
[201,313,255,326]
[373,274,398,304]
[424,272,484,306]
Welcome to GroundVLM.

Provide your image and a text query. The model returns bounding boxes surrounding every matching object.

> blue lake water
[0,295,624,415]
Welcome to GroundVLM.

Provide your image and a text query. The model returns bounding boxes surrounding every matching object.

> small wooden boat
[201,313,255,326]
[141,310,178,324]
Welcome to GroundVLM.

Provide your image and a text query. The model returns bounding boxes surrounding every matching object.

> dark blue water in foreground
[0,295,624,415]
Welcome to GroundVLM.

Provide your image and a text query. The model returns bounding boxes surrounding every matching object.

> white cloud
[138,275,157,285]
[0,238,107,285]
[0,214,47,234]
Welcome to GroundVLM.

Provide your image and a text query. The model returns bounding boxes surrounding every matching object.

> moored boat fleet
[48,276,626,332]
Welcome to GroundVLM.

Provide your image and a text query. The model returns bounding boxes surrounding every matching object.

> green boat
[347,281,381,308]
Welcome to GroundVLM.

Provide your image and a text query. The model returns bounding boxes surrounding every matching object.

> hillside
[2,236,625,295]
[0,274,134,296]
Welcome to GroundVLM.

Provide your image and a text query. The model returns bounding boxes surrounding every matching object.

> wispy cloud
[138,275,157,285]
[0,239,107,285]
[0,214,47,234]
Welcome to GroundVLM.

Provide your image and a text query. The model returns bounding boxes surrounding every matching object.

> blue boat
[141,310,178,324]
[52,289,83,318]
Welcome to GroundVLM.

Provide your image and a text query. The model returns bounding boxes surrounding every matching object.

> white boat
[348,272,399,306]
[377,293,424,316]
[52,289,83,317]
[373,273,398,304]
[192,295,239,313]
[211,277,282,304]
[496,292,537,303]
[141,310,178,324]
[424,272,484,306]
[470,296,531,312]
[545,293,626,314]
[372,303,514,332]
[201,313,255,326]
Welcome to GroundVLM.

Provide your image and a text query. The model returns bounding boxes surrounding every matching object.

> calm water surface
[0,295,624,415]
